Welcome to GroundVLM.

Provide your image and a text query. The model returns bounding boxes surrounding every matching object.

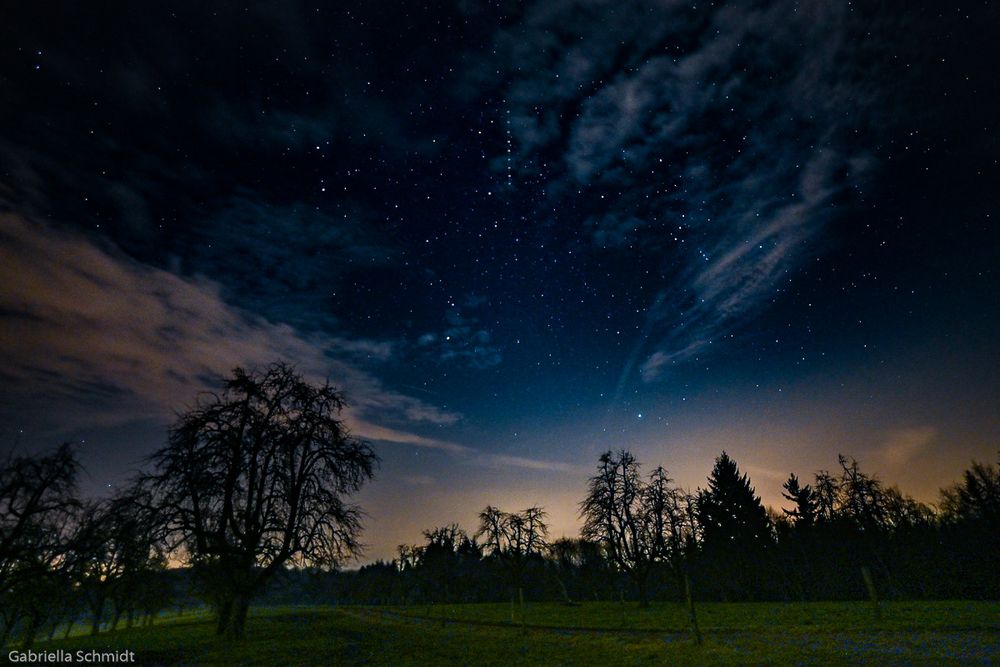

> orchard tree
[74,490,164,635]
[580,450,657,606]
[642,466,693,579]
[0,443,80,594]
[476,505,548,604]
[145,363,378,639]
[0,443,81,647]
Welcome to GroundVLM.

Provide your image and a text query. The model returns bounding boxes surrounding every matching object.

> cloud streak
[0,212,449,437]
[875,426,938,470]
[0,212,578,475]
[474,0,896,388]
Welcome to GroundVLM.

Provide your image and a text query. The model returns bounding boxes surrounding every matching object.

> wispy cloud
[349,420,468,454]
[0,212,449,440]
[352,417,584,474]
[183,196,397,330]
[875,426,938,470]
[482,454,588,475]
[0,213,575,476]
[472,0,898,389]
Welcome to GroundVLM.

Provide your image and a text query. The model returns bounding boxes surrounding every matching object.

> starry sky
[1,0,998,561]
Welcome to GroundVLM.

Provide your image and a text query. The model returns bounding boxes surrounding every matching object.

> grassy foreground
[27,601,1000,665]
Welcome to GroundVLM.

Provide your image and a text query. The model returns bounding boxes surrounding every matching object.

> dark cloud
[0,213,449,436]
[417,308,503,370]
[183,196,397,328]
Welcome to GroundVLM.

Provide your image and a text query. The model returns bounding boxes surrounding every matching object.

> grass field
[21,601,1000,665]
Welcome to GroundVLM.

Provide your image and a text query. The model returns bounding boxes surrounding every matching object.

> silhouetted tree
[0,443,80,592]
[781,473,818,529]
[74,489,165,635]
[940,457,1000,525]
[547,537,581,603]
[0,443,81,647]
[937,455,1000,598]
[813,470,838,524]
[642,466,692,589]
[418,524,480,605]
[881,486,934,529]
[580,450,657,606]
[144,363,378,639]
[835,455,888,531]
[698,452,771,548]
[395,544,422,605]
[477,505,548,604]
[697,452,771,600]
[546,538,613,602]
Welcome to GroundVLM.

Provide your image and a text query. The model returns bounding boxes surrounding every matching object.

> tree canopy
[144,362,378,638]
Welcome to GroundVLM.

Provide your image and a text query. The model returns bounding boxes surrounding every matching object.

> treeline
[2,362,997,647]
[338,450,999,607]
[0,443,175,647]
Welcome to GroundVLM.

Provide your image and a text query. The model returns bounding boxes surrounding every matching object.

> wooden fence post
[519,587,526,634]
[684,572,702,646]
[861,566,881,622]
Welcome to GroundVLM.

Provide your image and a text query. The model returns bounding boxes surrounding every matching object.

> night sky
[1,1,998,561]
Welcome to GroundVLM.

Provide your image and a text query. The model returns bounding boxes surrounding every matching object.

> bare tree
[836,455,888,530]
[476,505,548,605]
[0,443,80,591]
[73,490,164,635]
[580,450,657,606]
[0,443,81,647]
[643,466,693,587]
[144,363,378,639]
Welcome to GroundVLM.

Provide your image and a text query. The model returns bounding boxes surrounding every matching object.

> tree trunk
[861,566,881,622]
[21,610,42,650]
[684,572,702,645]
[519,587,525,634]
[90,597,105,636]
[636,577,650,608]
[555,573,573,604]
[215,596,233,637]
[225,594,250,640]
[1,618,11,648]
[63,620,73,639]
[110,606,123,632]
[126,608,135,629]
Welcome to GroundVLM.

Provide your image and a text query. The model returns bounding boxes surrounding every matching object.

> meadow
[26,601,1000,665]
